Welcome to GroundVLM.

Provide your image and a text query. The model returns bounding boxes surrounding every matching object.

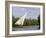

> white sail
[15,13,27,25]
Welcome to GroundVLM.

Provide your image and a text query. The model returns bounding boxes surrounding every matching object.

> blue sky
[12,6,40,19]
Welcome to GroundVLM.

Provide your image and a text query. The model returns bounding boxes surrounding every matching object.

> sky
[12,6,40,19]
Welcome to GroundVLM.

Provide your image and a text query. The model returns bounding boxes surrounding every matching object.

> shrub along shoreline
[12,16,40,27]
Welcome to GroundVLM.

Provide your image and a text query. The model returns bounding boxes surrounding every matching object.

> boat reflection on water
[12,25,40,31]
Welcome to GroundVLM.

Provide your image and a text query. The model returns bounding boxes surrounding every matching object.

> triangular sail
[15,13,27,25]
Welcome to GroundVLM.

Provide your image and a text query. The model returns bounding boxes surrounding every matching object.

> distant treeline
[12,15,40,27]
[23,19,39,26]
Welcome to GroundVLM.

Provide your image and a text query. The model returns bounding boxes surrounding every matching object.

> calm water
[12,25,40,31]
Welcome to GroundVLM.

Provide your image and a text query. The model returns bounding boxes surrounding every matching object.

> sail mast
[15,13,27,25]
